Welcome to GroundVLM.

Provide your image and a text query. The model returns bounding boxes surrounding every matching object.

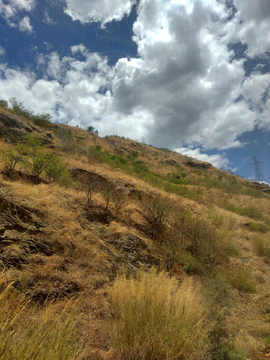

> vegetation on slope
[0,101,270,359]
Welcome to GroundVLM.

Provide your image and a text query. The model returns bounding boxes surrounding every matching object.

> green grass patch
[217,201,263,220]
[248,222,269,233]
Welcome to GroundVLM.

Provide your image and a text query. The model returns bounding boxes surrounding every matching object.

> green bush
[3,147,25,174]
[248,222,269,233]
[3,135,72,186]
[9,97,33,119]
[0,99,8,108]
[126,151,139,161]
[44,153,73,186]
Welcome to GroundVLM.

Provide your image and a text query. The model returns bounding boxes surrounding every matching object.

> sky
[0,0,270,183]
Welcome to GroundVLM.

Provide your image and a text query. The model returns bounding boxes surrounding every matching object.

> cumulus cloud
[64,0,136,26]
[1,0,270,171]
[19,15,33,33]
[231,0,270,57]
[0,46,6,57]
[108,0,270,152]
[175,147,231,170]
[43,11,56,25]
[0,0,35,19]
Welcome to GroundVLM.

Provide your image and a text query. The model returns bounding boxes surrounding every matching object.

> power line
[251,156,265,182]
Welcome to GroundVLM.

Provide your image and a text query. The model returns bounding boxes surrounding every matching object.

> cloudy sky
[0,0,270,183]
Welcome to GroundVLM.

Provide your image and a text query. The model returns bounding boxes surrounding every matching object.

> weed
[229,265,256,293]
[252,233,270,257]
[109,268,213,360]
[248,222,269,233]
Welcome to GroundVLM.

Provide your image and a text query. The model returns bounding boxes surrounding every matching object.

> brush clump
[109,268,213,360]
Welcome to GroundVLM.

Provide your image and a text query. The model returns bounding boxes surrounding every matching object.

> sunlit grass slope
[0,104,270,359]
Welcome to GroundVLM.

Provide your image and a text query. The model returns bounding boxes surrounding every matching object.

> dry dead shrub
[111,191,127,216]
[77,173,100,212]
[141,196,173,241]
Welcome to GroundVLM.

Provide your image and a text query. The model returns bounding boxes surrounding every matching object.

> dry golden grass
[109,268,213,360]
[252,233,270,258]
[0,280,84,360]
[1,107,270,359]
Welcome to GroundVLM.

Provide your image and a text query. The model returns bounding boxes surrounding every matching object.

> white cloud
[43,11,56,25]
[231,0,270,57]
[0,0,35,19]
[64,0,136,26]
[0,46,6,57]
[1,0,270,156]
[175,147,231,170]
[19,15,33,33]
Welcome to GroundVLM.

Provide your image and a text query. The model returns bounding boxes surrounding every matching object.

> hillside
[0,104,270,360]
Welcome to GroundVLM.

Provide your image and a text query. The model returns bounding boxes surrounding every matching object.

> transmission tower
[251,156,265,182]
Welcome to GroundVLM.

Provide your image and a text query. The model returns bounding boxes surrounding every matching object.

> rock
[184,160,212,169]
[108,233,160,269]
[0,112,50,144]
[164,159,179,167]
[253,345,270,359]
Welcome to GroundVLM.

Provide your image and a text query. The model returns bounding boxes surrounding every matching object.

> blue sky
[0,0,270,183]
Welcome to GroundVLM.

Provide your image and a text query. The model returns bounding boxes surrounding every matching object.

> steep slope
[0,105,270,359]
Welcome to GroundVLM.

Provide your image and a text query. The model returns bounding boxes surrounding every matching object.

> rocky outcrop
[0,111,52,144]
[184,159,212,169]
[107,233,161,269]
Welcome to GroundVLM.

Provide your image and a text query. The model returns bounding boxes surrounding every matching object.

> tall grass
[109,268,213,360]
[252,233,270,257]
[0,282,84,360]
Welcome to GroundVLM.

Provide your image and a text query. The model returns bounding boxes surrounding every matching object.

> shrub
[0,99,8,108]
[44,153,73,186]
[252,233,270,257]
[112,191,127,216]
[248,222,269,233]
[77,173,100,211]
[101,184,112,210]
[180,213,228,273]
[87,126,95,133]
[126,151,139,161]
[229,266,256,293]
[3,136,72,186]
[142,197,172,240]
[31,113,55,130]
[9,97,33,119]
[3,147,24,174]
[109,268,213,360]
